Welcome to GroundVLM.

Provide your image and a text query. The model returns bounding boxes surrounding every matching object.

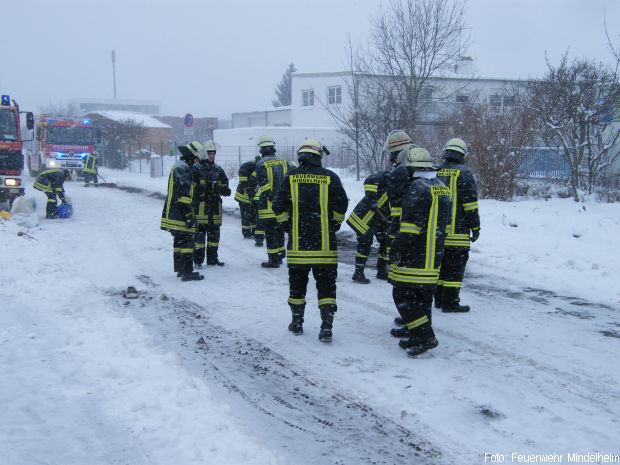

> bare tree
[272,63,296,107]
[440,97,537,200]
[38,101,78,118]
[367,0,469,136]
[326,38,400,179]
[528,54,620,201]
[97,118,146,169]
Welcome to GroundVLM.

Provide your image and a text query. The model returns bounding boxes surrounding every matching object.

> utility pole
[111,50,117,99]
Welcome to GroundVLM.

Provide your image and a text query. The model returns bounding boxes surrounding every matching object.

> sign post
[183,113,194,140]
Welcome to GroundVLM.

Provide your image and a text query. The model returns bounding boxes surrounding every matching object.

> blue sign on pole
[184,113,194,127]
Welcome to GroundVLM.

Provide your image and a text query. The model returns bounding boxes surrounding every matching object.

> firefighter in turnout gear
[435,138,480,312]
[83,151,98,187]
[254,135,293,268]
[33,168,71,219]
[193,140,231,267]
[346,165,392,284]
[272,139,349,342]
[388,147,451,357]
[234,155,260,239]
[386,130,414,243]
[160,141,204,281]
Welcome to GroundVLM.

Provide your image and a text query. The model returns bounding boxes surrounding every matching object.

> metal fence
[517,148,570,179]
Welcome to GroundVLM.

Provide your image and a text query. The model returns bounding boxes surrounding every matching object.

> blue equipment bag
[57,204,73,218]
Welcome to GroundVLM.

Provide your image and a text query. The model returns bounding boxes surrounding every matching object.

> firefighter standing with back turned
[435,138,481,312]
[388,147,451,357]
[346,157,393,284]
[273,139,349,342]
[33,168,71,219]
[234,155,261,239]
[160,141,204,282]
[254,135,292,268]
[193,140,231,268]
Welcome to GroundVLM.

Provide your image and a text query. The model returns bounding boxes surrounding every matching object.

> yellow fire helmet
[257,135,275,148]
[386,130,412,153]
[297,138,323,156]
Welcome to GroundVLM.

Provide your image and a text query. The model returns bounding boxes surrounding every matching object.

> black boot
[288,308,304,335]
[352,266,370,284]
[255,237,264,247]
[406,327,439,357]
[441,287,470,313]
[180,271,205,281]
[394,316,405,326]
[261,254,281,268]
[319,307,335,342]
[207,259,225,266]
[434,285,443,309]
[376,259,389,280]
[390,326,411,338]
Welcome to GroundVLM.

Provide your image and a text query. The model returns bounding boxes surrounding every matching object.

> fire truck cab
[0,94,34,207]
[28,116,96,177]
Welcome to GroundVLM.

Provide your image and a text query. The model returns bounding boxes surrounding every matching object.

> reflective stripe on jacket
[160,160,196,233]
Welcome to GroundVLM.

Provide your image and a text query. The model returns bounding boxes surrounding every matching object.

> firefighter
[346,160,393,284]
[385,130,414,244]
[83,151,99,187]
[272,139,349,342]
[193,140,231,267]
[234,155,260,239]
[388,147,451,357]
[435,138,481,312]
[33,168,71,219]
[254,135,293,268]
[160,141,204,281]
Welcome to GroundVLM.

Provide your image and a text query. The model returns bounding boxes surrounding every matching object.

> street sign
[184,113,194,127]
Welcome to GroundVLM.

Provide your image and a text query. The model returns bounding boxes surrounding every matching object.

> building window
[503,95,515,107]
[490,94,502,107]
[302,89,314,107]
[328,86,342,105]
[456,94,470,104]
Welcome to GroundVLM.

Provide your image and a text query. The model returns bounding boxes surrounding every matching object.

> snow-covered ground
[1,167,619,465]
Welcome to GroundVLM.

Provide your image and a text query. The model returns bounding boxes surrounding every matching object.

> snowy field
[1,167,619,465]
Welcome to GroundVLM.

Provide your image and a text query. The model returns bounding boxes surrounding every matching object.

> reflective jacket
[386,163,415,238]
[254,154,293,220]
[234,159,258,205]
[160,160,196,233]
[33,169,66,200]
[437,158,480,248]
[194,161,231,226]
[346,171,390,236]
[83,154,97,174]
[272,163,349,267]
[388,175,452,288]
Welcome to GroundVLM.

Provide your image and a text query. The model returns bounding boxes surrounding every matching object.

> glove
[334,222,342,232]
[471,228,480,242]
[279,221,290,233]
[61,199,67,205]
[185,216,195,229]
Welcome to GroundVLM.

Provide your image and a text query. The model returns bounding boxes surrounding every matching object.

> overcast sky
[1,0,618,119]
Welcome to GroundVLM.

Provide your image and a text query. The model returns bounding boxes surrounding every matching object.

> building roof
[88,110,171,129]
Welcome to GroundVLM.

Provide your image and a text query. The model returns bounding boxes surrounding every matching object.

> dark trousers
[436,247,470,302]
[239,203,255,237]
[172,231,194,275]
[45,193,58,218]
[194,224,221,265]
[288,265,338,316]
[392,286,434,328]
[84,172,98,185]
[263,218,285,258]
[355,225,389,267]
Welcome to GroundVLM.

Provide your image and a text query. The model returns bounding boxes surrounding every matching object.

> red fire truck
[27,116,97,177]
[0,94,34,207]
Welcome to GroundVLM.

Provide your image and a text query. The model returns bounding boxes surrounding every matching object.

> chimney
[455,56,474,75]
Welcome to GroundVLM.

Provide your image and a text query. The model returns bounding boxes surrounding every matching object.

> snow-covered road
[1,174,619,464]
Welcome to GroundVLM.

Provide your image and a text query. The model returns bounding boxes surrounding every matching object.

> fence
[110,143,360,179]
[517,148,570,179]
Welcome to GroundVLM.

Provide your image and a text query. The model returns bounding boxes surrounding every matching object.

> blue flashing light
[82,119,91,125]
[1,95,10,106]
